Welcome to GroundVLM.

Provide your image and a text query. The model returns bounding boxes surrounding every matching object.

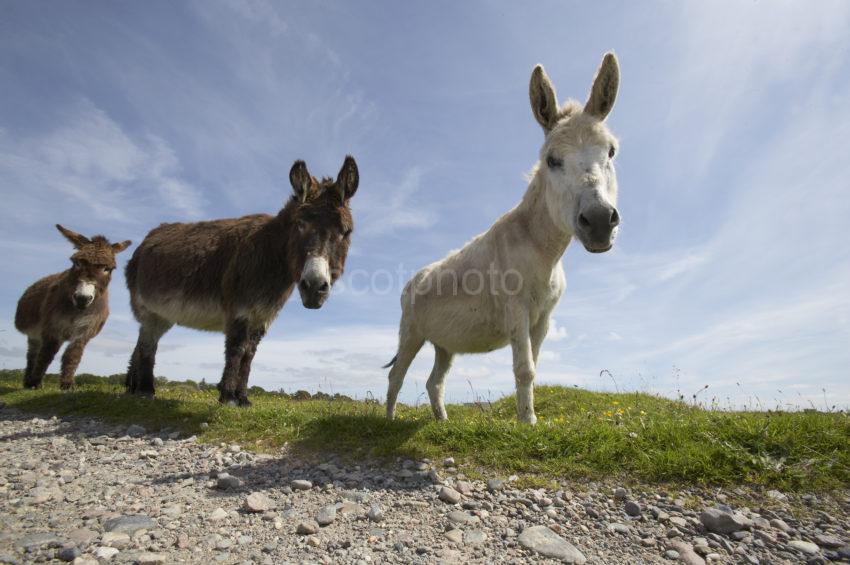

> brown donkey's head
[286,156,358,309]
[56,224,132,310]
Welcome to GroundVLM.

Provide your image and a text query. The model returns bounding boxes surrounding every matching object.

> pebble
[296,521,319,535]
[625,500,642,517]
[788,540,820,555]
[94,547,120,560]
[243,492,274,512]
[486,478,505,492]
[126,424,146,437]
[366,504,384,522]
[439,486,461,504]
[317,504,337,526]
[290,479,312,491]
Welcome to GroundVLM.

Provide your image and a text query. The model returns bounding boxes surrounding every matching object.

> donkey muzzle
[298,256,331,309]
[73,282,96,310]
[576,204,620,253]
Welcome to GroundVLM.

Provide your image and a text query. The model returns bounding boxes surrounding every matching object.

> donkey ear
[336,155,359,201]
[529,64,559,132]
[112,240,132,254]
[56,224,90,249]
[289,160,312,203]
[584,52,619,120]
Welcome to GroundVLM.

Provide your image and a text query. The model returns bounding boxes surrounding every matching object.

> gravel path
[0,407,847,564]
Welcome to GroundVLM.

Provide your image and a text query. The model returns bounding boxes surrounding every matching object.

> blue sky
[1,1,848,409]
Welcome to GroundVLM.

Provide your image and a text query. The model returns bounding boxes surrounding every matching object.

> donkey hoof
[236,396,252,408]
[23,383,42,390]
[218,390,239,407]
[59,383,76,391]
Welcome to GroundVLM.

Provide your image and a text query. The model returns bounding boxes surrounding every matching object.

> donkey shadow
[1,389,432,494]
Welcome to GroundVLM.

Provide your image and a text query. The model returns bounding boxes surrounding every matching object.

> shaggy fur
[124,157,359,405]
[14,225,132,389]
[385,53,622,424]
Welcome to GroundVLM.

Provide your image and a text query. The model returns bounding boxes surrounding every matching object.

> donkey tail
[381,355,397,369]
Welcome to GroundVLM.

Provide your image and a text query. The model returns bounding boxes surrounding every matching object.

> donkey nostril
[610,209,620,227]
[578,214,591,228]
[299,279,309,291]
[318,281,330,293]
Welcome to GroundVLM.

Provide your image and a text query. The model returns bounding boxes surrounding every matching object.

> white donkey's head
[530,52,621,253]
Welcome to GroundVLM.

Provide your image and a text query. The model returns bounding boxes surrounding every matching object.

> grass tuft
[1,370,847,491]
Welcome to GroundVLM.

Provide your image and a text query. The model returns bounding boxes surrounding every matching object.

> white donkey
[385,53,622,424]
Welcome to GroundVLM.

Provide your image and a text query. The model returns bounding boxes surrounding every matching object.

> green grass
[1,369,847,491]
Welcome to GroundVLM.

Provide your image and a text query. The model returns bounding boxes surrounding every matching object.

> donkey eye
[103,267,113,274]
[608,145,616,159]
[546,155,563,169]
[343,229,353,239]
[296,220,308,233]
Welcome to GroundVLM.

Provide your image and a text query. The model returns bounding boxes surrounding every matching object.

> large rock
[518,525,586,564]
[699,508,752,534]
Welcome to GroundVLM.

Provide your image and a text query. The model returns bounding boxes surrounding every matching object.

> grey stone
[788,540,819,555]
[699,508,752,534]
[614,487,629,500]
[317,504,337,526]
[665,550,680,559]
[126,424,146,437]
[518,525,586,564]
[16,532,60,550]
[290,479,312,491]
[609,523,631,535]
[94,547,120,560]
[101,532,131,548]
[216,473,242,490]
[439,486,461,504]
[625,501,642,517]
[58,547,81,561]
[668,540,706,565]
[136,553,167,565]
[814,534,843,549]
[447,510,479,525]
[366,504,384,522]
[296,521,319,535]
[464,530,487,545]
[104,515,155,535]
[209,508,228,521]
[444,529,463,544]
[486,478,505,492]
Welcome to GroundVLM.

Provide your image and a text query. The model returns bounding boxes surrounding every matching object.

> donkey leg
[218,319,249,406]
[509,305,537,425]
[59,339,88,390]
[235,327,266,407]
[127,315,172,396]
[426,345,454,421]
[27,338,61,389]
[386,329,425,420]
[530,314,551,366]
[23,338,40,388]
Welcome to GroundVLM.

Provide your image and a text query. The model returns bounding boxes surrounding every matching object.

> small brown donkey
[14,225,132,389]
[125,156,359,406]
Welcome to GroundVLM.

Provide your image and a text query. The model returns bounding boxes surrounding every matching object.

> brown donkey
[14,225,132,389]
[125,156,359,405]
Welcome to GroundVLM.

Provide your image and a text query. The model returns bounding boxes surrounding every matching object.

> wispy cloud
[356,166,438,236]
[0,99,205,227]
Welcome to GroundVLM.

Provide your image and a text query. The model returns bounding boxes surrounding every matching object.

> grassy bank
[0,370,847,491]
